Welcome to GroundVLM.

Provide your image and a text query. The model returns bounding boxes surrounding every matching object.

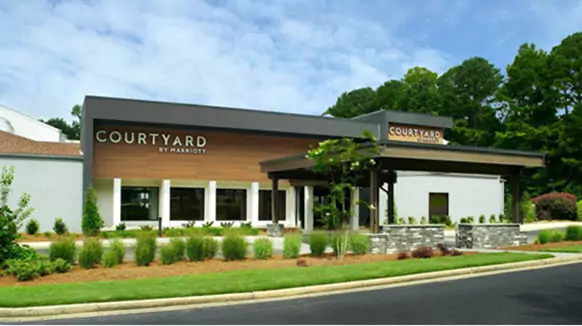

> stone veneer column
[249,182,259,223]
[351,187,360,231]
[112,178,121,227]
[207,181,217,222]
[304,186,314,232]
[160,180,171,226]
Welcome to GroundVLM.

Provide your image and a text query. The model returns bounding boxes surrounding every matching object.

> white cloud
[0,0,451,121]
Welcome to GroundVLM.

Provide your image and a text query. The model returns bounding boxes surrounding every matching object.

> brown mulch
[0,251,473,287]
[501,240,582,251]
[18,234,85,243]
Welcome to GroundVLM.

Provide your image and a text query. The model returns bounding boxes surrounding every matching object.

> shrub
[170,238,186,261]
[26,219,39,235]
[140,225,153,231]
[116,223,126,231]
[537,230,552,244]
[397,252,409,260]
[160,243,180,265]
[109,239,125,264]
[44,231,51,238]
[565,226,582,241]
[82,187,104,236]
[186,235,205,262]
[459,217,468,224]
[420,216,427,225]
[578,201,582,221]
[135,232,157,266]
[53,218,68,235]
[253,237,273,259]
[443,215,453,226]
[397,217,405,225]
[309,232,328,256]
[203,237,219,260]
[12,261,38,281]
[221,232,248,261]
[50,258,71,273]
[478,215,486,224]
[489,214,497,223]
[550,230,565,243]
[48,237,76,264]
[429,215,440,224]
[350,233,370,255]
[436,243,451,256]
[283,234,302,259]
[521,192,537,223]
[532,192,577,221]
[408,217,417,225]
[411,246,433,259]
[466,216,475,224]
[103,250,119,268]
[78,238,103,269]
[451,249,463,256]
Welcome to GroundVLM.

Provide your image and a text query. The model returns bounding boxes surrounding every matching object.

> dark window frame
[258,189,287,221]
[170,187,205,221]
[216,188,247,221]
[121,186,159,222]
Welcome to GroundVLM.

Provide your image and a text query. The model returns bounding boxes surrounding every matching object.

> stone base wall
[456,224,527,249]
[367,225,445,253]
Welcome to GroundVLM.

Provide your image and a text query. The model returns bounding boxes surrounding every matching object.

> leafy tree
[40,104,82,140]
[323,87,378,118]
[396,67,441,115]
[81,187,103,236]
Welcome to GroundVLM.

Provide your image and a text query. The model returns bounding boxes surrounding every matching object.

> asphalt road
[17,262,582,325]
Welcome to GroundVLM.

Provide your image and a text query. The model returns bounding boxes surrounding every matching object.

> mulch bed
[0,251,470,287]
[501,240,582,251]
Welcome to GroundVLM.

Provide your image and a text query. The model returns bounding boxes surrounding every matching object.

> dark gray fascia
[352,110,454,132]
[80,95,381,193]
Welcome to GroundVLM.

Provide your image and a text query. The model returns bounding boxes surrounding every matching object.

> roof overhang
[260,140,546,177]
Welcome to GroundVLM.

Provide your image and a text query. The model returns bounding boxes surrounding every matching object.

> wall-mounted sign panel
[95,130,207,154]
[388,124,444,144]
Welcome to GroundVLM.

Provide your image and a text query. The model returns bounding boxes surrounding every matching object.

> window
[258,190,287,221]
[429,192,449,219]
[170,187,205,221]
[121,187,159,221]
[216,189,247,221]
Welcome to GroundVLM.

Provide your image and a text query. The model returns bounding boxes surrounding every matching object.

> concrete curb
[1,255,581,320]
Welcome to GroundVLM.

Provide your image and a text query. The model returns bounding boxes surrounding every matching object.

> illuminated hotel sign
[95,130,207,154]
[388,124,443,144]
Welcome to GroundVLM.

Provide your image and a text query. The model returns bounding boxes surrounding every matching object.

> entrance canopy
[259,140,546,232]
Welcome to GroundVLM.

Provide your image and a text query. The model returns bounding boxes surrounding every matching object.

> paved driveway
[18,262,582,325]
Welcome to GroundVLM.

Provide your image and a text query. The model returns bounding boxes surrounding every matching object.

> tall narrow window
[170,187,205,221]
[121,187,159,221]
[258,190,287,221]
[216,189,247,221]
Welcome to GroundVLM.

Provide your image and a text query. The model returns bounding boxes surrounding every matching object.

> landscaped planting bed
[502,240,582,251]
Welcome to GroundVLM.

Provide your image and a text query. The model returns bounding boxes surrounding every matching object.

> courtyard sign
[95,130,207,154]
[388,124,443,144]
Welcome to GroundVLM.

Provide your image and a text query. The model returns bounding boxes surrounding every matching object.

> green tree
[323,87,378,118]
[40,104,82,140]
[81,187,103,236]
[396,67,441,115]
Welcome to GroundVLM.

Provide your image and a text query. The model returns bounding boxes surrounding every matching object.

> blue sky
[0,0,581,121]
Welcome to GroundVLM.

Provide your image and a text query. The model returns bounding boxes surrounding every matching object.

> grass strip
[540,245,582,253]
[0,252,552,308]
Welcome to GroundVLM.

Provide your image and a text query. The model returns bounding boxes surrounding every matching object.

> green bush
[78,238,103,269]
[408,217,417,225]
[565,226,582,241]
[50,258,71,273]
[537,229,565,244]
[186,235,205,262]
[26,219,39,235]
[478,215,486,224]
[420,216,427,225]
[532,193,577,221]
[109,239,125,264]
[82,187,104,236]
[203,237,219,260]
[53,218,68,235]
[160,244,180,265]
[221,232,248,261]
[350,233,370,255]
[489,214,497,223]
[12,261,38,281]
[521,193,537,223]
[48,238,76,264]
[550,230,565,243]
[170,238,186,261]
[578,201,582,221]
[283,234,302,259]
[309,232,328,256]
[103,250,120,268]
[116,223,126,231]
[135,232,157,266]
[253,237,273,260]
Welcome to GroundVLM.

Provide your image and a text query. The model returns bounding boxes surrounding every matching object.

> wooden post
[510,173,521,224]
[271,175,279,224]
[370,169,379,233]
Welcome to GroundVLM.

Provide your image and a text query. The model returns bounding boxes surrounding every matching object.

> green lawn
[0,252,552,308]
[540,245,582,253]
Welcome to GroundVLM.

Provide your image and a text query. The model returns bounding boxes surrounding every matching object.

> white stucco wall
[0,155,83,233]
[0,105,65,141]
[379,171,505,224]
[94,178,114,229]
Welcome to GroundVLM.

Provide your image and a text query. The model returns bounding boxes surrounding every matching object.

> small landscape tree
[306,130,380,260]
[0,166,34,263]
[82,186,103,236]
